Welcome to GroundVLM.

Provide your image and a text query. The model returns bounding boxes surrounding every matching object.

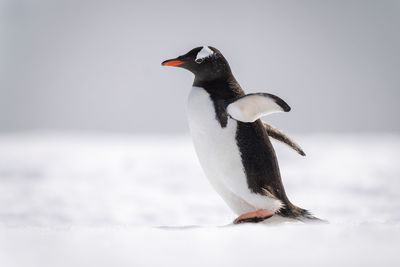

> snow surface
[0,132,399,266]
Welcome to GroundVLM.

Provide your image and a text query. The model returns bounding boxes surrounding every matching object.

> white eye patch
[195,46,214,62]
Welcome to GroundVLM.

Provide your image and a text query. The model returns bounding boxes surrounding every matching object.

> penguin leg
[234,209,275,224]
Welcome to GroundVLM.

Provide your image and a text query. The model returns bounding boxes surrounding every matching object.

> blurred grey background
[1,0,399,134]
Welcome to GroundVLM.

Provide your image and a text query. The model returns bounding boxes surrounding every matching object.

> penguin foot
[234,209,275,224]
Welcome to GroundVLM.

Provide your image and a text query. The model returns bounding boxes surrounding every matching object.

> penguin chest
[187,86,282,214]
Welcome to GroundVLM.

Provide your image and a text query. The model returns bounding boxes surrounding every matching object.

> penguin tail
[276,203,328,223]
[298,209,328,224]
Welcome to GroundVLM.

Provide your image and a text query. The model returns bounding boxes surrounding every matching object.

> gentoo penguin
[162,46,320,223]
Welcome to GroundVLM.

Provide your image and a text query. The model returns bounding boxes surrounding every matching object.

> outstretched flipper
[227,93,290,123]
[226,93,306,156]
[264,123,306,156]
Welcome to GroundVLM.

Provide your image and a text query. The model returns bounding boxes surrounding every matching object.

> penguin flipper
[227,93,290,123]
[263,122,306,156]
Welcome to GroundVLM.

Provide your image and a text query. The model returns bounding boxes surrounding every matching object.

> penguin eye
[195,58,204,64]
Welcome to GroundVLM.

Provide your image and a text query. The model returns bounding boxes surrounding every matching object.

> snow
[0,132,399,266]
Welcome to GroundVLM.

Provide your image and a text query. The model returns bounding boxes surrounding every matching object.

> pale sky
[1,0,399,133]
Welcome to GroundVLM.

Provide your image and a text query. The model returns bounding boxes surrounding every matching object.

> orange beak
[161,59,185,67]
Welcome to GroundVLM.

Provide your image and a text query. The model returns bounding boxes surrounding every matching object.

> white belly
[187,86,282,215]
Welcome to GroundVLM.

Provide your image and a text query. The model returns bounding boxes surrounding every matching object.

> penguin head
[162,46,232,82]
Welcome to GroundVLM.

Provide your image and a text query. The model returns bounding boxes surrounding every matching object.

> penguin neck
[193,74,245,100]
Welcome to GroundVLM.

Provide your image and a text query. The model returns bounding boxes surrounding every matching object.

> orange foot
[234,209,275,224]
